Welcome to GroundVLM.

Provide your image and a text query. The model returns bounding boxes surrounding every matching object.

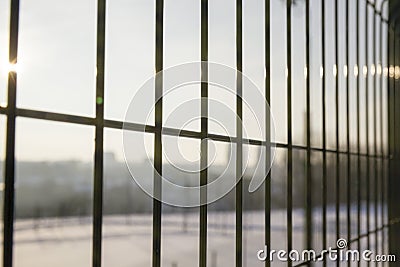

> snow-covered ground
[4,205,388,267]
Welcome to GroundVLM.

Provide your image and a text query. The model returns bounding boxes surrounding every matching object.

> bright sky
[0,0,389,162]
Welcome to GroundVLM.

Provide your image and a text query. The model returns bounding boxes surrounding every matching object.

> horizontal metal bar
[0,106,390,160]
[0,106,96,126]
[366,0,388,23]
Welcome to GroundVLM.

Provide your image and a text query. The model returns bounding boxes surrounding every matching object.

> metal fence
[1,0,399,266]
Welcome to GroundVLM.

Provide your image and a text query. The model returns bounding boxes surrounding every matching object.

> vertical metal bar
[387,27,393,258]
[286,0,293,266]
[199,0,208,266]
[379,0,387,256]
[264,0,271,266]
[321,0,327,265]
[334,1,340,263]
[394,33,400,257]
[3,1,20,267]
[365,2,370,254]
[395,29,398,244]
[378,16,383,259]
[153,0,164,266]
[372,3,379,260]
[93,0,106,266]
[394,33,397,208]
[356,1,362,265]
[305,0,312,253]
[397,35,400,250]
[386,23,392,262]
[235,0,243,266]
[391,33,400,258]
[345,0,351,253]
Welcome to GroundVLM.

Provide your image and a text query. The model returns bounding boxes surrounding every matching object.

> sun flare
[0,62,19,77]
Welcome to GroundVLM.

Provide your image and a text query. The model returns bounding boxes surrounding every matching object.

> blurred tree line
[0,149,380,219]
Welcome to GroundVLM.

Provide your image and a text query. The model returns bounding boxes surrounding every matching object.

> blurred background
[0,0,396,266]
